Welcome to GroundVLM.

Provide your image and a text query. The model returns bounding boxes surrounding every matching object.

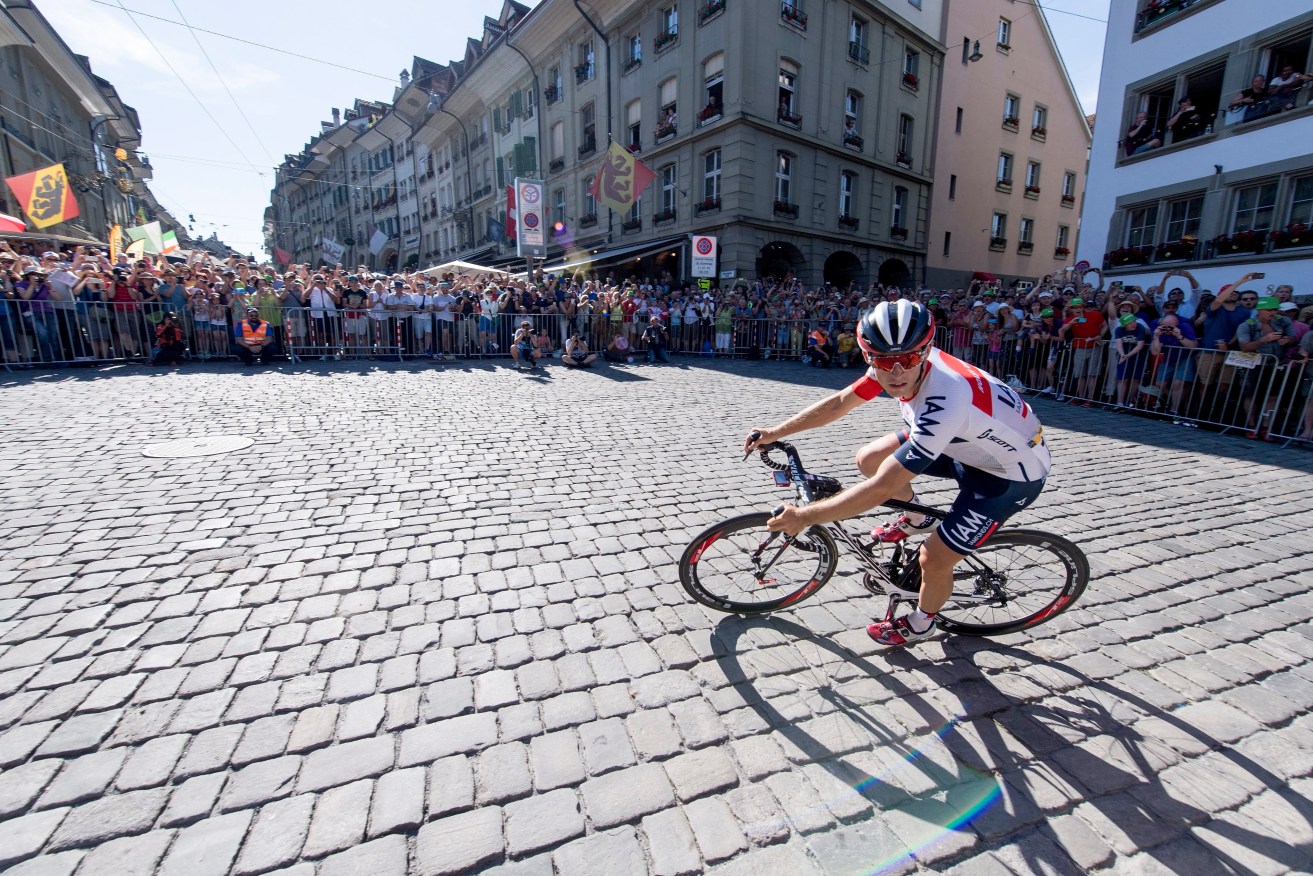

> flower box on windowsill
[621,218,642,233]
[699,0,726,25]
[890,226,908,241]
[896,152,912,168]
[1024,185,1040,199]
[902,72,919,91]
[1002,116,1020,130]
[697,107,722,127]
[655,124,677,143]
[574,63,593,82]
[1018,241,1034,254]
[842,134,863,151]
[627,142,641,154]
[549,158,565,173]
[1054,246,1071,259]
[1106,245,1152,266]
[989,237,1007,251]
[996,178,1013,192]
[1210,231,1267,257]
[579,213,597,228]
[997,42,1011,53]
[773,200,799,218]
[623,57,641,74]
[654,29,678,52]
[780,3,808,30]
[838,215,858,231]
[1061,194,1076,207]
[695,198,721,214]
[1273,225,1312,250]
[654,208,677,224]
[777,111,802,128]
[1031,126,1047,140]
[544,85,561,104]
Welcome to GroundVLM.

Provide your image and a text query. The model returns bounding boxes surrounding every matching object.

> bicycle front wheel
[679,512,839,615]
[936,529,1089,636]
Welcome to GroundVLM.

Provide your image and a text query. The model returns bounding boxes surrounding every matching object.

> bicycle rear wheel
[935,529,1089,636]
[679,512,839,615]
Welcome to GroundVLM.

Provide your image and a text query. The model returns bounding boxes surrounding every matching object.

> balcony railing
[695,197,721,214]
[579,213,598,227]
[654,208,677,224]
[654,28,678,52]
[989,237,1007,251]
[1135,0,1209,34]
[575,62,594,83]
[1018,241,1034,254]
[621,217,641,232]
[848,42,870,65]
[655,123,677,143]
[699,0,726,24]
[773,200,799,218]
[896,151,912,168]
[578,136,597,157]
[780,1,807,30]
[544,85,561,104]
[1002,115,1020,130]
[623,56,641,74]
[838,215,858,230]
[777,110,802,128]
[890,226,908,241]
[698,106,722,127]
[843,133,864,151]
[549,157,565,172]
[902,72,919,91]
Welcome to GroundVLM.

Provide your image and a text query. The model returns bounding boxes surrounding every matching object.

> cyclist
[745,299,1051,647]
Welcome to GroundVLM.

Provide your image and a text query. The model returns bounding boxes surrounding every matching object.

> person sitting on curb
[511,319,541,370]
[152,312,187,366]
[235,306,276,365]
[807,325,833,367]
[562,333,598,368]
[642,315,671,363]
[603,332,632,363]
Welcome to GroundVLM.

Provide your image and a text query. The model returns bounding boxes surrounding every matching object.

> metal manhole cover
[142,435,254,458]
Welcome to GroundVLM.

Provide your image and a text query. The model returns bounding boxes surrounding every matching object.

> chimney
[332,107,341,126]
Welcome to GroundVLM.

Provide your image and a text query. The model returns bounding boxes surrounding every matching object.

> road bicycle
[678,439,1088,636]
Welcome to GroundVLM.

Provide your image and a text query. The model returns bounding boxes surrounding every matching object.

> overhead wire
[112,0,264,174]
[167,0,278,166]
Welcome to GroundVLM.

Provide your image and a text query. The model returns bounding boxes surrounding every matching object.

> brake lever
[743,430,762,462]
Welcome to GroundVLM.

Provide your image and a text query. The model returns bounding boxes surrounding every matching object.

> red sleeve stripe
[850,373,883,400]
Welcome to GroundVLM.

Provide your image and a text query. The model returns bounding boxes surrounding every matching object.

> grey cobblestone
[233,794,315,876]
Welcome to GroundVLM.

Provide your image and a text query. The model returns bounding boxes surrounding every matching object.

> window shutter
[496,156,505,189]
[523,137,537,172]
[513,143,528,177]
[493,106,502,131]
[510,91,523,119]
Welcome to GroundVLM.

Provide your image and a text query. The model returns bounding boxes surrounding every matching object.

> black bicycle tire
[679,512,840,615]
[934,528,1089,636]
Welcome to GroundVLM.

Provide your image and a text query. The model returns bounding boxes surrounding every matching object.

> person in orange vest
[807,326,833,367]
[236,306,275,365]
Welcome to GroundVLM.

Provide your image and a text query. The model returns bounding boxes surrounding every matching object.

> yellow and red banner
[5,163,79,229]
[588,141,657,215]
[109,223,122,263]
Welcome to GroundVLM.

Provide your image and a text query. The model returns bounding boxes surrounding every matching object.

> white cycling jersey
[851,348,1051,482]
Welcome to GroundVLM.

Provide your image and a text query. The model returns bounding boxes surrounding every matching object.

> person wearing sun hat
[1056,295,1106,405]
[1237,295,1295,439]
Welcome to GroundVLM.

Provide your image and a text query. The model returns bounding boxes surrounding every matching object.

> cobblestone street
[2,358,1312,875]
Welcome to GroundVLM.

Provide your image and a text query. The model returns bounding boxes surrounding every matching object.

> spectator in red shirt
[1057,297,1106,406]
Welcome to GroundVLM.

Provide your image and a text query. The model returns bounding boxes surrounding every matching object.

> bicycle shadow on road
[711,615,1311,873]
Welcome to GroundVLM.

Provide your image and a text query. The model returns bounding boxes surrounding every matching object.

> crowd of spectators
[2,241,1311,443]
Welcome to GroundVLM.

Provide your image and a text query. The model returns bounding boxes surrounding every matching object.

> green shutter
[493,106,502,131]
[523,137,537,172]
[496,156,505,189]
[509,90,523,119]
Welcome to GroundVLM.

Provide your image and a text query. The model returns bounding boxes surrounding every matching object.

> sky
[44,0,1108,260]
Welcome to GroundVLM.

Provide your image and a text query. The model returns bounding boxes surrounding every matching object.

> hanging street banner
[587,141,656,215]
[515,177,545,259]
[690,235,718,278]
[109,223,122,262]
[5,163,79,230]
[321,236,345,263]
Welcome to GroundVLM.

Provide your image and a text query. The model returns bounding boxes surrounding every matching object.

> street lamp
[968,41,983,62]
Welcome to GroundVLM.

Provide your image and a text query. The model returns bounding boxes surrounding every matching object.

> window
[1164,195,1203,242]
[659,78,678,137]
[550,122,564,161]
[578,41,595,81]
[581,102,596,152]
[961,36,970,65]
[1057,224,1070,251]
[1032,104,1048,134]
[897,114,914,158]
[1003,94,1020,126]
[775,151,793,203]
[1025,161,1040,189]
[840,171,856,218]
[997,18,1011,49]
[904,48,919,78]
[955,107,963,134]
[843,91,862,146]
[943,231,951,257]
[661,5,678,38]
[778,62,799,121]
[626,100,642,150]
[1063,171,1077,197]
[992,212,1007,241]
[948,174,957,200]
[1290,176,1313,227]
[849,17,869,64]
[704,148,721,201]
[892,186,908,230]
[661,164,677,213]
[583,177,597,216]
[1126,204,1159,247]
[703,53,724,117]
[625,33,642,68]
[552,188,565,225]
[1232,182,1278,233]
[548,66,561,100]
[1019,217,1034,244]
[997,152,1013,185]
[626,196,641,225]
